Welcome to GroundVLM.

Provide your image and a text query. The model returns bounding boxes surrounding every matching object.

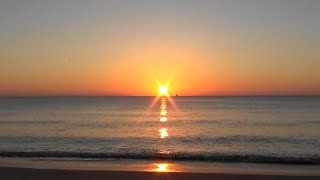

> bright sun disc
[159,85,168,95]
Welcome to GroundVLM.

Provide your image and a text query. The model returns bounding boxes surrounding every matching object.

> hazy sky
[1,0,320,96]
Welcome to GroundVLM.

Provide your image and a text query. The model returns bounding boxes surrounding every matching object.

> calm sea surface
[0,96,319,164]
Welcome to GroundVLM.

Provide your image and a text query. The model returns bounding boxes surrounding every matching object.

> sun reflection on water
[151,91,176,172]
[160,117,167,122]
[150,163,174,172]
[159,96,168,138]
[160,110,167,116]
[159,128,168,138]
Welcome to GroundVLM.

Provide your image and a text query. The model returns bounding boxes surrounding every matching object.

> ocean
[0,96,320,173]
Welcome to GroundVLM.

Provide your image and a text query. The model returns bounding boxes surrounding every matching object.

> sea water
[0,96,319,172]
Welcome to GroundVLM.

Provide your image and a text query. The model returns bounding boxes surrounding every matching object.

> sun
[149,80,176,109]
[159,85,168,96]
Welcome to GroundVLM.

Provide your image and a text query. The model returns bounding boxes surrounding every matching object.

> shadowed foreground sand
[0,167,319,180]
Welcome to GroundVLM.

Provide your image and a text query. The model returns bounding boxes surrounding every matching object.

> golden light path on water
[159,128,169,138]
[149,163,175,172]
[148,83,177,172]
[160,117,167,122]
[159,96,168,138]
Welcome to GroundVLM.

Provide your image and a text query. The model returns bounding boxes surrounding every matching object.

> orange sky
[0,1,320,96]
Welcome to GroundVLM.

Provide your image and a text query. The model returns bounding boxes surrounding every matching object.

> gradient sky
[1,0,320,96]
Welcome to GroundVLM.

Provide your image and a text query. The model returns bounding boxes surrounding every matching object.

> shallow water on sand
[1,157,320,176]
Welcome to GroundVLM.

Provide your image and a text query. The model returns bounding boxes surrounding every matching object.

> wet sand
[0,167,319,180]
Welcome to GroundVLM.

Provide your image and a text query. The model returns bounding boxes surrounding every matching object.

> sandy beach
[0,167,319,180]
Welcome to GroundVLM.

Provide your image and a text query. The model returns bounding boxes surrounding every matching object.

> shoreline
[1,157,320,176]
[0,167,319,180]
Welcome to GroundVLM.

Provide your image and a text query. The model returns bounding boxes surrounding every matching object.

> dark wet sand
[0,167,319,180]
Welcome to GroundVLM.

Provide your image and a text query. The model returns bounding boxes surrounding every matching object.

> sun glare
[159,128,168,138]
[160,117,167,122]
[149,163,174,172]
[159,85,168,96]
[156,164,169,172]
[160,110,167,116]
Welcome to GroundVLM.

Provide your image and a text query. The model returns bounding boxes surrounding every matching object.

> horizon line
[1,94,320,98]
